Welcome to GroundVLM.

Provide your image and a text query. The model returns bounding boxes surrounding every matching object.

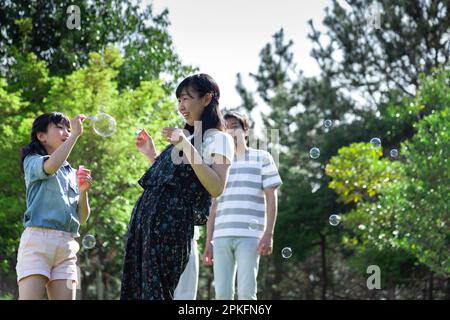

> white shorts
[16,227,79,284]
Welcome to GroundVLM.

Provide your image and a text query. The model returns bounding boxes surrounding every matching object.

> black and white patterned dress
[120,143,211,300]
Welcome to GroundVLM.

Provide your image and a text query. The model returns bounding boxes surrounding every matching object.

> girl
[121,74,234,299]
[17,112,92,300]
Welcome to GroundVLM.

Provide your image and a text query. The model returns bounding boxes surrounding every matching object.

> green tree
[308,0,449,101]
[327,68,449,284]
[394,105,449,275]
[0,0,195,89]
[0,78,29,276]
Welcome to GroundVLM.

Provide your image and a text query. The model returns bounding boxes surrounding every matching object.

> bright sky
[152,0,331,112]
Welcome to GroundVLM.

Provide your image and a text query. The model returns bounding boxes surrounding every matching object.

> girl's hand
[136,128,157,158]
[71,114,86,137]
[76,166,92,192]
[161,127,189,150]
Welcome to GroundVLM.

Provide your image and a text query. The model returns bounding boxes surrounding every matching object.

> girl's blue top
[23,154,80,236]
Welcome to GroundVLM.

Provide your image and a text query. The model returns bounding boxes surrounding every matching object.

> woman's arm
[161,128,231,197]
[144,151,157,166]
[135,129,158,165]
[183,144,231,197]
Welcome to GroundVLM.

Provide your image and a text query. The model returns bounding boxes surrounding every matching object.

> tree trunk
[207,272,213,300]
[446,277,450,300]
[96,269,104,300]
[272,256,283,299]
[319,233,328,300]
[263,258,274,299]
[427,272,434,300]
[329,260,335,299]
[387,279,395,299]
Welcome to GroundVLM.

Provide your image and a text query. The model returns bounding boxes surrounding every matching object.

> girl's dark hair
[175,74,225,147]
[20,112,71,172]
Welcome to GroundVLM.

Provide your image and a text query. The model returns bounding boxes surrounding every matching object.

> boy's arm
[258,187,278,255]
[203,198,218,266]
[206,198,218,244]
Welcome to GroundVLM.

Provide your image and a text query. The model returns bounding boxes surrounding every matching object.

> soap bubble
[370,137,381,148]
[248,219,260,231]
[329,214,341,226]
[82,234,96,250]
[87,113,116,137]
[390,149,398,158]
[282,247,292,259]
[323,119,333,128]
[310,147,320,159]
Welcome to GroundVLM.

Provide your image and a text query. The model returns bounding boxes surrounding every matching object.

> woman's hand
[136,128,157,159]
[71,114,86,138]
[161,127,189,150]
[76,166,92,192]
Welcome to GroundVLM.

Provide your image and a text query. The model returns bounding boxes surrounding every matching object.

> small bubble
[370,137,381,148]
[390,149,398,158]
[248,219,259,231]
[329,214,341,226]
[323,119,332,128]
[281,247,292,259]
[82,234,96,250]
[309,147,320,159]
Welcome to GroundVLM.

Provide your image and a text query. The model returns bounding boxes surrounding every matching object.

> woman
[121,74,234,299]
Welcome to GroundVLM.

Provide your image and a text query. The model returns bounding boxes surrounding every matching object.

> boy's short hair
[224,112,250,132]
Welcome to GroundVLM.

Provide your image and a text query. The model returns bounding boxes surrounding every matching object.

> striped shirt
[213,148,282,239]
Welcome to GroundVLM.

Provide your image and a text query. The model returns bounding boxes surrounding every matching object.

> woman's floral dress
[120,144,211,299]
